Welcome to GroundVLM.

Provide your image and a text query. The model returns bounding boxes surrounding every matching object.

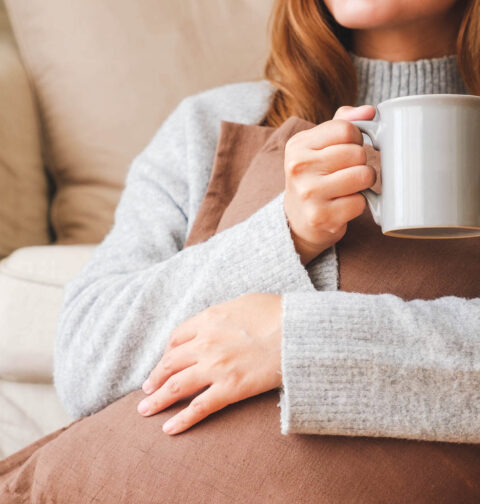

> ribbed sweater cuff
[279,290,375,436]
[215,191,319,295]
[278,290,480,442]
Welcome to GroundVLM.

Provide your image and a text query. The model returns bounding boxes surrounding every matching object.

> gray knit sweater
[54,52,480,443]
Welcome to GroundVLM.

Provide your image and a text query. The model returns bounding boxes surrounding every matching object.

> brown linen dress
[1,116,479,504]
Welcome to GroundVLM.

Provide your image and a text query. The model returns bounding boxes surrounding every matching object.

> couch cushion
[0,380,72,459]
[0,0,50,258]
[4,0,274,245]
[0,245,95,383]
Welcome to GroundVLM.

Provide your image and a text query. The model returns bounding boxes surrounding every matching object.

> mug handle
[351,119,382,226]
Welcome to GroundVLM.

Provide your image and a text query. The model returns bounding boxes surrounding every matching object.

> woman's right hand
[283,105,378,266]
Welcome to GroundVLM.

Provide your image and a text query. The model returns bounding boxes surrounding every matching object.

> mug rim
[377,93,480,108]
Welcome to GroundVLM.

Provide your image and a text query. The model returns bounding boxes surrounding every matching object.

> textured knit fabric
[54,52,480,442]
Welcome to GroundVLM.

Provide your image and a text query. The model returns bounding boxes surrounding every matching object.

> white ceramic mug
[352,94,480,238]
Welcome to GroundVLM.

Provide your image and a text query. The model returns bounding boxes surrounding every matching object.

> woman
[1,0,479,501]
[50,0,480,440]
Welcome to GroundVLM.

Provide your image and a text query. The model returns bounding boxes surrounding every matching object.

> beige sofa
[0,0,273,459]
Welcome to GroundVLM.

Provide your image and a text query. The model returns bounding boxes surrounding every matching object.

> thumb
[333,104,376,121]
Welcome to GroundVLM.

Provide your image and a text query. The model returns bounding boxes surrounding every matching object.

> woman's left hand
[137,293,283,435]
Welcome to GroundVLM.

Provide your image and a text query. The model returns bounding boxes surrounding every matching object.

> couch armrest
[0,244,95,383]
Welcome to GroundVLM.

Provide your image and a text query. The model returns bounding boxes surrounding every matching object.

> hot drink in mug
[352,93,480,238]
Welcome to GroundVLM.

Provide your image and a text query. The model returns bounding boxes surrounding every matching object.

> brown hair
[262,0,480,127]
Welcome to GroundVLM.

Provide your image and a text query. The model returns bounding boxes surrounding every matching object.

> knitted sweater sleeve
[279,290,480,443]
[53,92,317,419]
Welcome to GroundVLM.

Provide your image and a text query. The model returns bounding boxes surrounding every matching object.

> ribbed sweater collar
[349,51,468,107]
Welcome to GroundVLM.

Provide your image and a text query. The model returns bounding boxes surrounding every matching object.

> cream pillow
[0,1,50,257]
[0,244,95,383]
[4,0,274,244]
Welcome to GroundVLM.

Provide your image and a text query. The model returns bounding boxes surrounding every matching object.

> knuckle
[357,165,376,187]
[306,205,328,228]
[211,348,229,368]
[298,185,312,201]
[335,120,359,144]
[351,193,367,214]
[167,329,180,348]
[350,144,367,165]
[198,331,218,351]
[285,158,305,178]
[162,356,173,371]
[333,106,353,120]
[325,223,346,235]
[167,379,181,395]
[225,367,243,387]
[190,398,208,415]
[336,105,352,115]
[367,164,377,185]
[357,192,368,210]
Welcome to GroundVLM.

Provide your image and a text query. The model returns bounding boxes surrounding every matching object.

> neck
[352,2,465,61]
[349,52,468,108]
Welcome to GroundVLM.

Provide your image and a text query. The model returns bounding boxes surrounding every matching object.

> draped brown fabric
[338,204,480,301]
[189,116,480,300]
[1,116,479,504]
[184,121,275,247]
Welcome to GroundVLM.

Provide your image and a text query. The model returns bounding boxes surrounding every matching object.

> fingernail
[162,418,176,434]
[137,400,150,415]
[142,379,153,394]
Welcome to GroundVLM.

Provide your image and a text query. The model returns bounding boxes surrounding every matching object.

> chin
[323,0,399,28]
[322,0,460,30]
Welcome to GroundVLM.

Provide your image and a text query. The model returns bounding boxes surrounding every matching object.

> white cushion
[0,380,72,459]
[0,244,95,383]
